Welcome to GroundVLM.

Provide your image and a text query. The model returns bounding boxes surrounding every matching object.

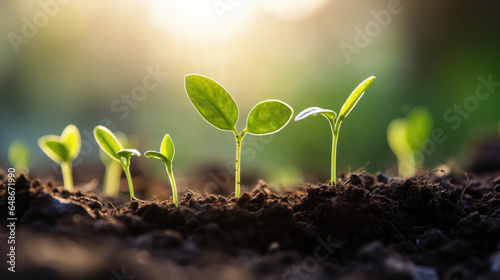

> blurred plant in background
[387,107,432,177]
[7,139,31,175]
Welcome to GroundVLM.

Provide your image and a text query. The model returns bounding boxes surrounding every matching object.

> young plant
[99,132,128,196]
[94,126,140,199]
[295,76,376,184]
[8,139,31,175]
[145,134,178,206]
[185,74,294,197]
[387,107,432,177]
[38,124,81,191]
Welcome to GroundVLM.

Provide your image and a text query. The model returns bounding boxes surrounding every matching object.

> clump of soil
[1,168,500,280]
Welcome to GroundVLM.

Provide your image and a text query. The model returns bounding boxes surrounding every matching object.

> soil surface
[1,165,500,280]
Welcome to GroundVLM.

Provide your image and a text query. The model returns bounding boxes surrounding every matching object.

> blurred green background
[1,0,499,185]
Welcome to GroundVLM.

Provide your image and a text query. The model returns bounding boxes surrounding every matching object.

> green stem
[331,120,342,185]
[166,164,178,207]
[123,162,135,199]
[235,132,245,197]
[103,162,122,196]
[398,153,416,178]
[61,162,74,191]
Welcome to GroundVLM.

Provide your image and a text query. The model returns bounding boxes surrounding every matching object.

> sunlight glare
[150,0,257,42]
[259,0,329,21]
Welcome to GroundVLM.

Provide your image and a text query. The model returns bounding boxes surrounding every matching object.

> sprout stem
[103,162,122,196]
[61,162,74,191]
[166,164,178,207]
[330,120,342,185]
[235,133,245,197]
[398,153,416,178]
[123,163,135,199]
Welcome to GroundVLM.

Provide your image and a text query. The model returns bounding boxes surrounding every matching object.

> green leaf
[99,132,128,166]
[405,107,432,151]
[60,124,81,161]
[94,126,124,162]
[245,100,294,135]
[185,74,239,131]
[144,151,169,164]
[338,76,376,121]
[160,134,175,161]
[116,149,140,159]
[38,136,69,163]
[387,118,411,157]
[295,107,337,122]
[8,139,30,171]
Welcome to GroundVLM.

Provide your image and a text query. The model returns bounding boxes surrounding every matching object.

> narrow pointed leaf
[295,107,337,122]
[117,149,140,159]
[339,76,376,121]
[144,151,169,165]
[38,136,69,163]
[246,100,294,135]
[160,134,175,161]
[185,74,239,131]
[60,124,81,161]
[94,126,124,161]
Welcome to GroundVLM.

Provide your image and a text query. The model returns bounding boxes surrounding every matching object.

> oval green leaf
[338,76,376,121]
[405,107,432,151]
[160,134,175,161]
[387,118,411,157]
[60,124,81,161]
[38,136,69,163]
[94,126,124,162]
[144,151,169,165]
[295,107,337,122]
[99,132,128,166]
[116,149,140,159]
[245,100,294,135]
[185,74,239,131]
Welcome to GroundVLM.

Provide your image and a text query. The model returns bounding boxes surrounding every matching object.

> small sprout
[295,76,376,184]
[8,139,31,175]
[38,124,81,191]
[99,132,128,197]
[185,74,294,197]
[145,134,178,206]
[94,126,140,199]
[387,107,432,178]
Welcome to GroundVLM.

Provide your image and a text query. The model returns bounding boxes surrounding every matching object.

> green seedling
[387,107,432,178]
[185,74,294,197]
[99,132,128,197]
[94,126,140,199]
[145,134,178,206]
[295,76,376,184]
[8,139,31,175]
[38,124,81,191]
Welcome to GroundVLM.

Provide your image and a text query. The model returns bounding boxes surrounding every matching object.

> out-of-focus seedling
[295,76,376,184]
[8,139,31,175]
[38,124,81,191]
[387,107,432,178]
[94,126,140,199]
[145,134,178,206]
[99,132,129,197]
[185,74,294,197]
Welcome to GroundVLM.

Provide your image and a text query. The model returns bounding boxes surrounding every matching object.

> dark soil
[1,166,500,280]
